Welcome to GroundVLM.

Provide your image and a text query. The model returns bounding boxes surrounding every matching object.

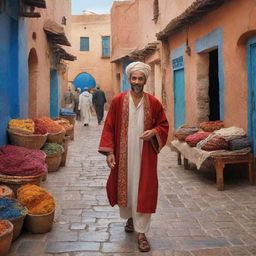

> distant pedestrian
[79,88,92,126]
[73,88,81,120]
[64,88,74,110]
[92,86,107,125]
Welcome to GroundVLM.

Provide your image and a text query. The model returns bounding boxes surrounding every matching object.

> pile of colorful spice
[17,185,55,215]
[35,117,64,134]
[33,119,48,135]
[9,119,35,134]
[0,145,47,176]
[41,143,64,156]
[55,119,73,131]
[0,185,13,198]
[0,220,12,235]
[0,198,27,220]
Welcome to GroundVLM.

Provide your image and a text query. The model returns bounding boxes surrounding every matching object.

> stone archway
[28,48,38,118]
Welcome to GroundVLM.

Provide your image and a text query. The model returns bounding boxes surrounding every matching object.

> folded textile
[185,132,212,147]
[229,137,251,151]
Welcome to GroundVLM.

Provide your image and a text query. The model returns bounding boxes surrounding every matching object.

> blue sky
[72,0,117,15]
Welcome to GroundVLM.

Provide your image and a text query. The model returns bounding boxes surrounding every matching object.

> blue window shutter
[80,37,89,51]
[102,36,110,57]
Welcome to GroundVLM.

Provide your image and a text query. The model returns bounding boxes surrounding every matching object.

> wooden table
[176,151,255,191]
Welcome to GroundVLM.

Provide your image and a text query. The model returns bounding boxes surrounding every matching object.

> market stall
[172,122,255,190]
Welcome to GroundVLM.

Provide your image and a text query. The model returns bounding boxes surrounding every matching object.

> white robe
[119,95,151,233]
[79,92,92,125]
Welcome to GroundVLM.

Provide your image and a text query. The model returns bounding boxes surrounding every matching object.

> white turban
[126,61,151,80]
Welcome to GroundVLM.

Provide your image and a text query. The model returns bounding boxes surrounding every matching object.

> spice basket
[60,115,75,125]
[0,220,13,256]
[8,129,48,149]
[0,185,14,198]
[6,201,27,241]
[60,136,70,167]
[25,209,55,234]
[47,130,65,144]
[65,126,74,140]
[0,172,45,196]
[45,154,63,172]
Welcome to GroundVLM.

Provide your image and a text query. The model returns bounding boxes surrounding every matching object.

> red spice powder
[33,119,48,135]
[0,145,47,176]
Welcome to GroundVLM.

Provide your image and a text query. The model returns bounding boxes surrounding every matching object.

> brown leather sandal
[124,217,134,233]
[138,234,150,252]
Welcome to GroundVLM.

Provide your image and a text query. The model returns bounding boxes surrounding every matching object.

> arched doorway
[73,72,96,91]
[28,48,38,118]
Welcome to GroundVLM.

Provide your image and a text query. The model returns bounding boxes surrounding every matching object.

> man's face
[129,71,146,94]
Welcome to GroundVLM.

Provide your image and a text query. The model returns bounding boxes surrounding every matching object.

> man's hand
[106,153,116,169]
[140,129,156,141]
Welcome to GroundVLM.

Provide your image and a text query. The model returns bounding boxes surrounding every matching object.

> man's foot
[124,217,134,233]
[84,124,88,126]
[138,233,150,252]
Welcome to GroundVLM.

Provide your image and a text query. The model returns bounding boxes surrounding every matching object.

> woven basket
[60,115,75,125]
[8,129,47,149]
[60,136,70,167]
[6,201,27,241]
[0,185,14,198]
[45,154,62,172]
[9,215,26,241]
[25,209,55,234]
[47,130,66,144]
[0,220,13,255]
[0,172,44,196]
[66,127,74,140]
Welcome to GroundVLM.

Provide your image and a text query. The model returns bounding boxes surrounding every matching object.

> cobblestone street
[8,115,256,256]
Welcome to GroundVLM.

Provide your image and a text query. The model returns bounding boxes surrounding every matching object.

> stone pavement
[8,115,256,256]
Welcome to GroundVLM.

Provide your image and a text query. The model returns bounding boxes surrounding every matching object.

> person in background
[78,87,92,126]
[92,86,107,125]
[64,88,74,110]
[73,88,81,121]
[98,61,169,252]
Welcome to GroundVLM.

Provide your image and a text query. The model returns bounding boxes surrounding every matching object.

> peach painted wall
[165,0,256,136]
[68,14,113,102]
[28,0,72,117]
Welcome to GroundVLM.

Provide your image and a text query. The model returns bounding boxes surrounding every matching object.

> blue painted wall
[50,69,60,118]
[195,27,224,120]
[171,44,186,129]
[247,37,256,155]
[0,0,28,145]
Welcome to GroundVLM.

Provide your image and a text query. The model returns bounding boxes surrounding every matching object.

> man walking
[98,62,169,252]
[64,88,74,110]
[92,86,107,125]
[78,88,92,126]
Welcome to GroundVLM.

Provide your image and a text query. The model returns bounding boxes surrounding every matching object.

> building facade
[111,0,256,153]
[68,12,113,102]
[0,0,74,145]
[28,0,74,118]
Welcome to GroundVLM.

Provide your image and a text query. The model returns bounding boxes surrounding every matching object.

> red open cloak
[99,91,169,213]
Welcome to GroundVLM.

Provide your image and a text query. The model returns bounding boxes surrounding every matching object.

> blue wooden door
[50,69,60,118]
[247,39,256,154]
[174,69,185,129]
[122,61,132,92]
